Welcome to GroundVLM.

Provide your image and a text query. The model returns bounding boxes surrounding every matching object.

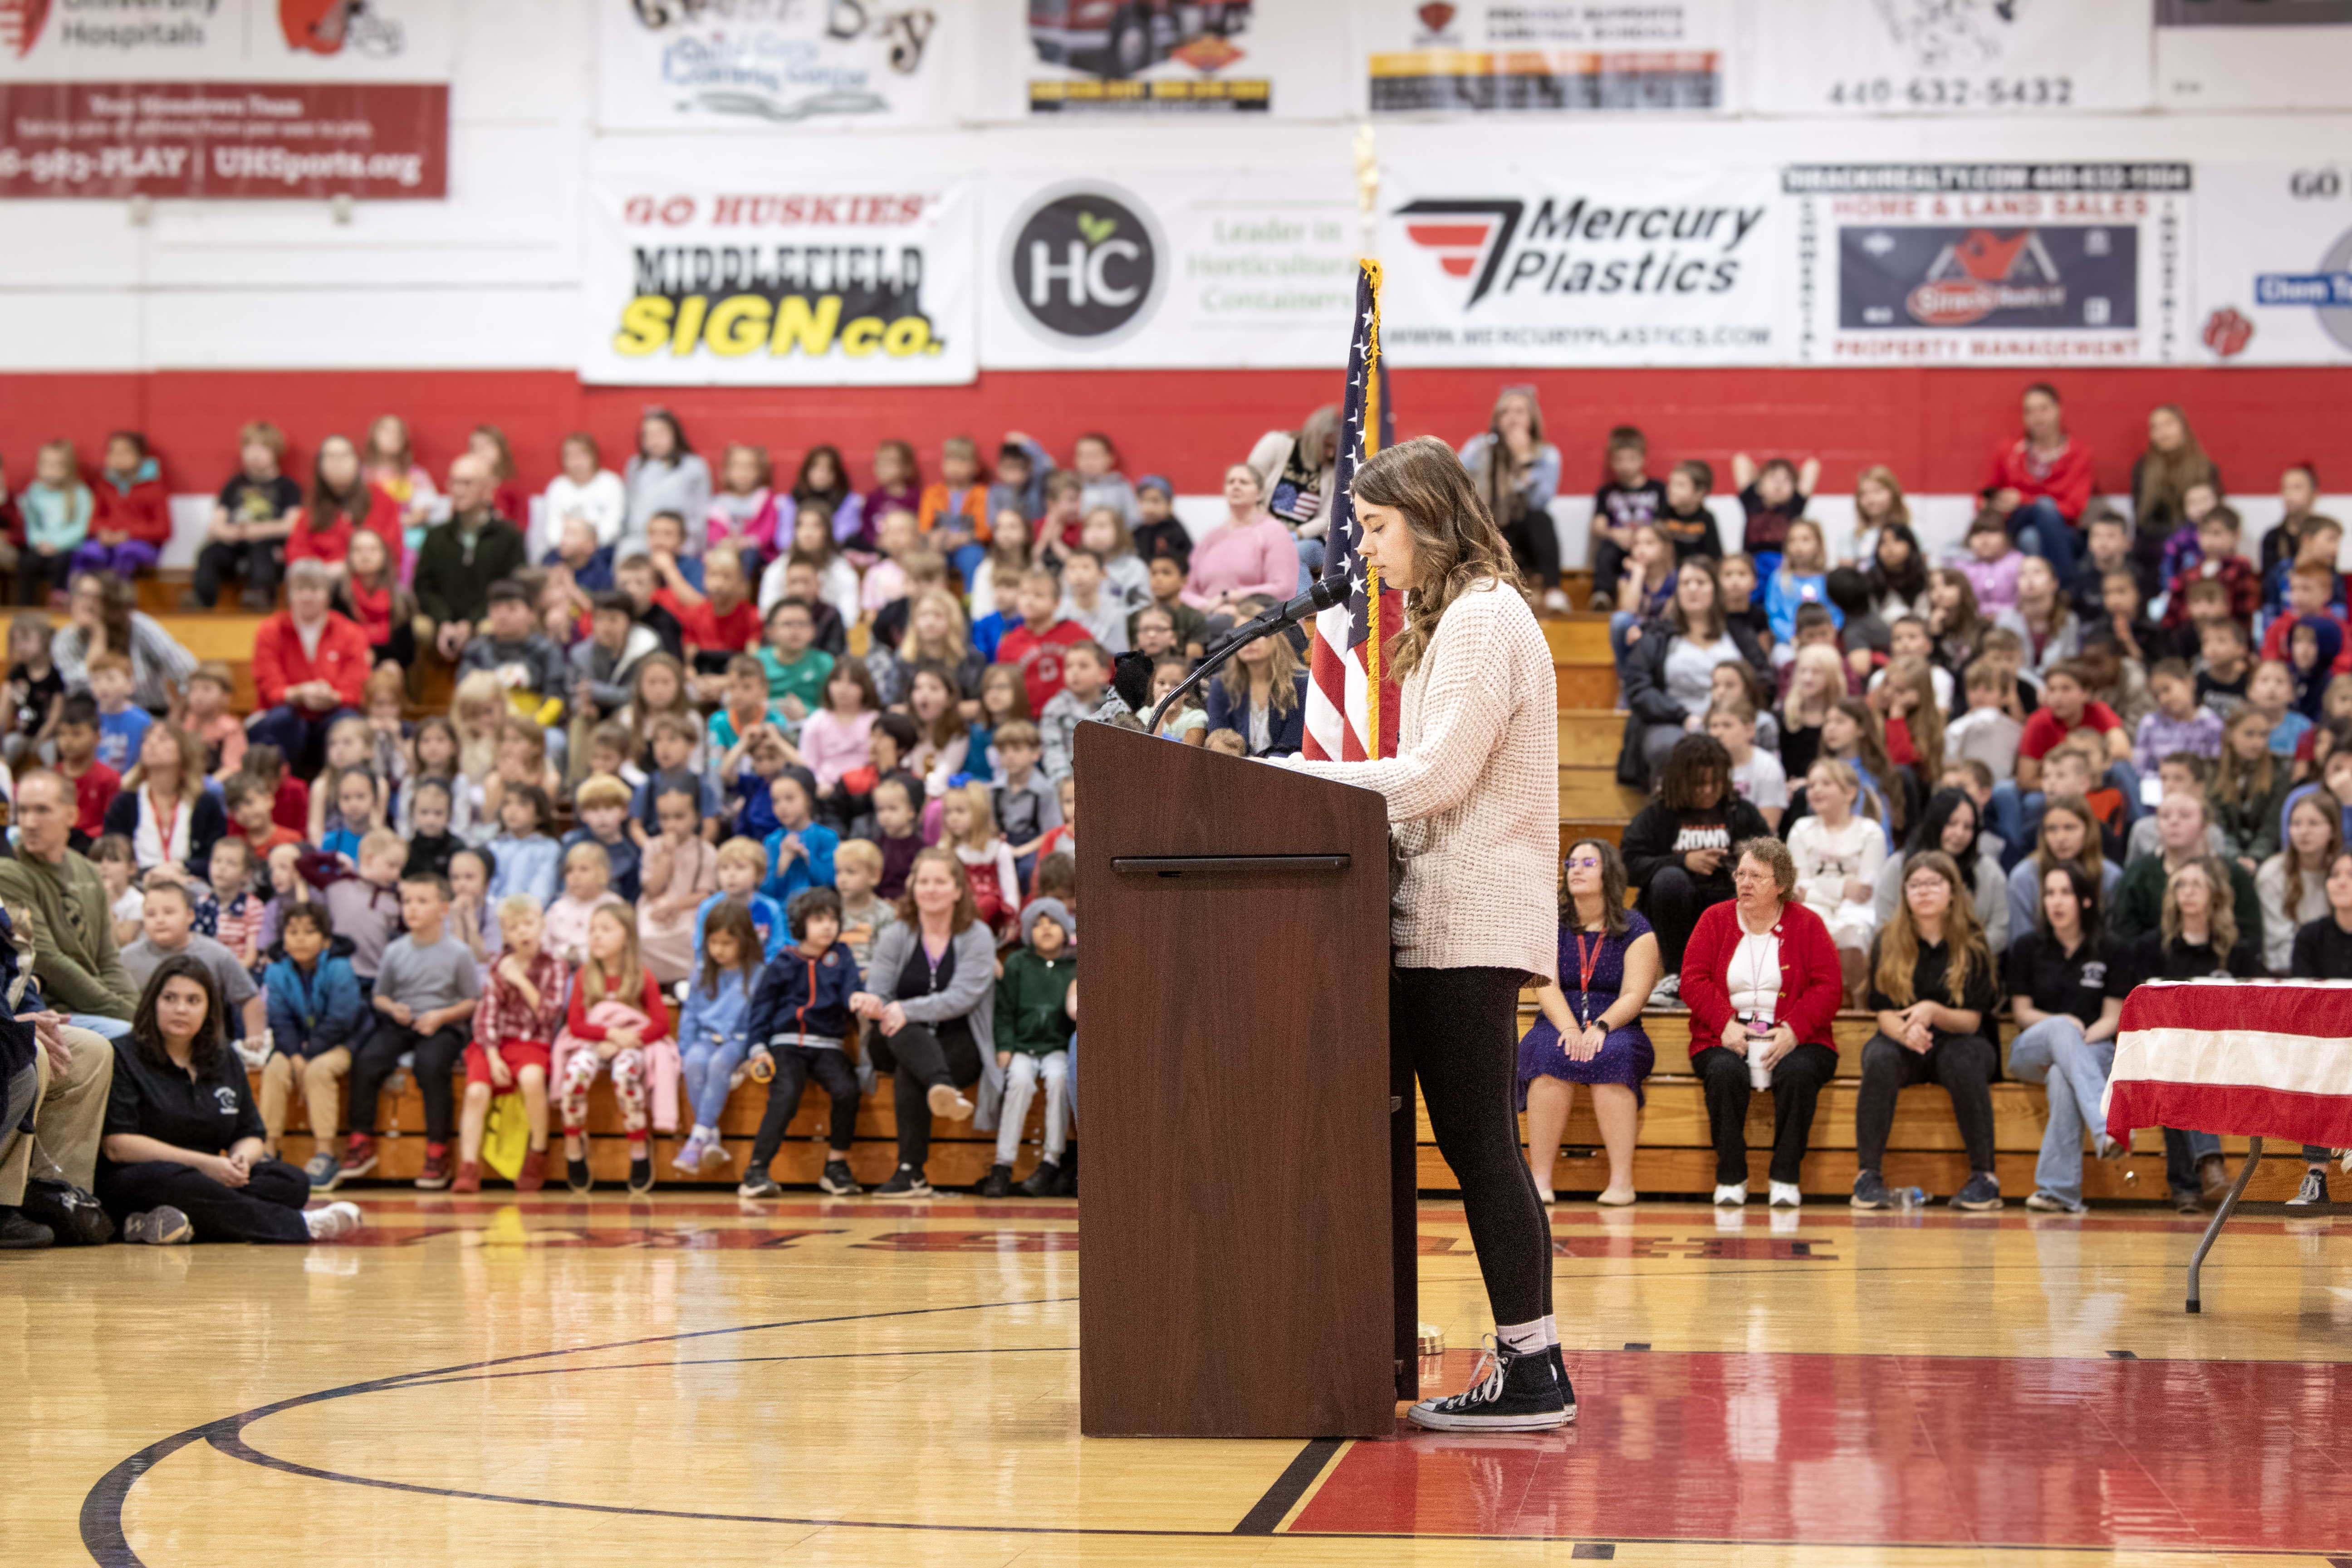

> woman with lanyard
[51,571,196,716]
[1519,839,1658,1207]
[851,847,1000,1200]
[1284,437,1566,1432]
[102,723,225,881]
[1680,838,1844,1209]
[98,954,362,1244]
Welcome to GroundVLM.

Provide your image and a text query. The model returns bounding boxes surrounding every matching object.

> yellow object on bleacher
[481,1091,530,1180]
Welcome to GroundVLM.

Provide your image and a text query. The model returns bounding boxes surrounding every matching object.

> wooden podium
[1074,723,1415,1439]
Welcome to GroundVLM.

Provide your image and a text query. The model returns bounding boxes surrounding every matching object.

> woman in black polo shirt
[1852,850,2003,1212]
[100,955,363,1245]
[2006,862,2125,1214]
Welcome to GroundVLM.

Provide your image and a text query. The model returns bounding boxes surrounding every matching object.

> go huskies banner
[579,176,977,386]
[1375,162,1790,366]
[1785,163,2193,365]
[2195,164,2352,365]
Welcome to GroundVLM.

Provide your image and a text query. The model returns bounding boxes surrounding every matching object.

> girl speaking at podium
[1285,437,1568,1431]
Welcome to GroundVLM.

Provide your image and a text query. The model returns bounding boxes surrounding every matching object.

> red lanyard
[1573,928,1603,1031]
[152,790,181,859]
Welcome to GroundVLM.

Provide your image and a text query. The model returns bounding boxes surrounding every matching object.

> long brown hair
[2279,788,2344,923]
[2135,404,2217,525]
[1854,464,1912,529]
[2030,793,2106,890]
[2213,708,2277,806]
[132,953,228,1079]
[309,433,372,528]
[582,903,645,1007]
[2161,856,2239,963]
[1561,837,1630,938]
[1663,556,1728,643]
[893,846,979,933]
[124,723,206,805]
[1829,697,1904,832]
[1349,436,1519,681]
[1217,615,1302,716]
[696,900,762,999]
[69,571,134,656]
[1872,849,1989,1008]
[1881,655,1945,784]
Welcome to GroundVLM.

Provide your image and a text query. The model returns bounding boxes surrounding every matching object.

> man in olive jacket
[0,772,138,1026]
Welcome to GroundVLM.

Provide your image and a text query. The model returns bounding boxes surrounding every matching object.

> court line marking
[82,1302,2348,1563]
[1232,1439,1341,1535]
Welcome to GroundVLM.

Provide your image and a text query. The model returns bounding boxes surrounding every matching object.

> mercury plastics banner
[1376,164,1788,366]
[596,0,956,129]
[580,177,977,386]
[1785,163,2193,365]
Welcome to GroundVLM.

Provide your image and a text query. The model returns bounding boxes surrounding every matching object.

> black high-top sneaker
[1406,1338,1570,1431]
[1549,1344,1576,1421]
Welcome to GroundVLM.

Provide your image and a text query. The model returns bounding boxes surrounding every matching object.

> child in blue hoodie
[1763,518,1840,651]
[672,900,764,1176]
[257,903,366,1185]
[737,887,863,1200]
[760,766,838,904]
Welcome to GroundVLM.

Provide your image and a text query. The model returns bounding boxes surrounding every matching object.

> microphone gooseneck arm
[1145,577,1345,736]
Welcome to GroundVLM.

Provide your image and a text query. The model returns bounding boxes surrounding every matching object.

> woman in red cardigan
[1678,836,1844,1210]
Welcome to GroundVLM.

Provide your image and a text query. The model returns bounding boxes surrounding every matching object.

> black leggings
[749,1047,862,1170]
[347,1021,469,1146]
[867,1021,980,1173]
[1499,510,1560,596]
[1396,965,1551,1328]
[1694,1042,1839,1186]
[97,1157,312,1243]
[1644,865,1732,975]
[1856,1033,1999,1175]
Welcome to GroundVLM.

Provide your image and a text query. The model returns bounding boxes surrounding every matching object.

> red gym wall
[0,366,2345,500]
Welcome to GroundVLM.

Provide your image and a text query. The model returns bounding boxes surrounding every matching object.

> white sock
[693,1124,714,1138]
[1541,1314,1559,1348]
[1497,1319,1546,1354]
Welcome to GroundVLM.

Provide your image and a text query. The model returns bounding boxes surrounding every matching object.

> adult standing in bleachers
[1459,386,1565,615]
[1284,436,1567,1432]
[1680,837,1843,1209]
[416,454,529,667]
[50,573,194,718]
[246,559,372,779]
[1618,556,1768,789]
[622,407,712,559]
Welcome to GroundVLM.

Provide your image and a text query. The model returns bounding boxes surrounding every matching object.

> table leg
[2185,1135,2262,1314]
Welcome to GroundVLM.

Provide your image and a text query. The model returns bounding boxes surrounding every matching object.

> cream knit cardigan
[1287,576,1560,983]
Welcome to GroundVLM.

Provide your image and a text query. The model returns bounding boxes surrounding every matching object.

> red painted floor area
[1292,1350,2352,1553]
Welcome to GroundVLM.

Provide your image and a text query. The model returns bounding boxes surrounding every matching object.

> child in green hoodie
[980,896,1075,1199]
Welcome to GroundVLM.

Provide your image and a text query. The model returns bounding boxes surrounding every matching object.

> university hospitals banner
[1356,0,1730,115]
[979,167,1361,368]
[596,0,958,130]
[578,173,978,386]
[0,0,451,198]
[2195,165,2352,366]
[1374,163,1790,366]
[1784,163,2193,365]
[1745,0,2148,116]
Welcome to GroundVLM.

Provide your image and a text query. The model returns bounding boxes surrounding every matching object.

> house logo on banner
[1785,164,2191,363]
[1001,182,1166,347]
[1378,165,1782,366]
[601,0,941,127]
[582,181,977,386]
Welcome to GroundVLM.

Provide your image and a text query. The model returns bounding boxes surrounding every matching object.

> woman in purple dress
[1521,839,1660,1206]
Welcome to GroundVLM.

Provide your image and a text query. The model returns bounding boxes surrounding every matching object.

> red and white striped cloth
[2104,979,2352,1148]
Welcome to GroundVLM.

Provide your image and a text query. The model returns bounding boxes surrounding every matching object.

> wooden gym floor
[5,1191,2349,1565]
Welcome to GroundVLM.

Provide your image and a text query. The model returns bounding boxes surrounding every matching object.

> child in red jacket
[79,430,171,578]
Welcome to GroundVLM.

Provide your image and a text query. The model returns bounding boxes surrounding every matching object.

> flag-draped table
[2105,978,2352,1312]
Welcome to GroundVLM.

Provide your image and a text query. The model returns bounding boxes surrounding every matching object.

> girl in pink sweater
[1184,464,1298,618]
[800,659,880,806]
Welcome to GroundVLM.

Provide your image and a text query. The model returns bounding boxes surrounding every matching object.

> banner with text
[1785,164,2193,365]
[1375,163,1789,366]
[2195,164,2352,365]
[990,0,1346,119]
[1358,0,1730,115]
[0,0,453,80]
[980,168,1360,368]
[1747,0,2147,116]
[0,0,450,198]
[2156,0,2352,110]
[579,177,977,386]
[596,0,956,130]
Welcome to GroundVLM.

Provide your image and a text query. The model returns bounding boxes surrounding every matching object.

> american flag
[1303,260,1401,762]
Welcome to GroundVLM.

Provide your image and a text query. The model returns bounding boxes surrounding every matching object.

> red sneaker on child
[516,1148,546,1193]
[450,1161,481,1194]
[416,1144,453,1191]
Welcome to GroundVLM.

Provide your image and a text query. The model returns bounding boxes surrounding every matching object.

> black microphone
[1146,574,1348,735]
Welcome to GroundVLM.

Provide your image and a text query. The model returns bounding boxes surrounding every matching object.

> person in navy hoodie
[736,888,863,1200]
